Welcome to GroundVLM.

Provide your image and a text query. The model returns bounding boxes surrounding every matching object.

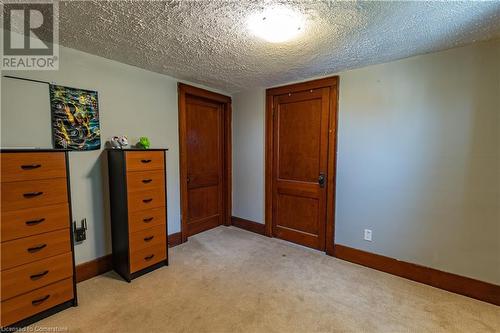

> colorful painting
[50,85,100,150]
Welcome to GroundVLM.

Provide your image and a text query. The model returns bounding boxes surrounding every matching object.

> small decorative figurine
[110,136,128,149]
[137,136,150,149]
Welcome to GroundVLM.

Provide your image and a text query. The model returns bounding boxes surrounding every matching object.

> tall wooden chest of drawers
[107,149,169,282]
[0,150,77,328]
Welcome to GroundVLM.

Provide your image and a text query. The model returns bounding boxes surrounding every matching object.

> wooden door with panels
[178,84,232,242]
[266,77,339,254]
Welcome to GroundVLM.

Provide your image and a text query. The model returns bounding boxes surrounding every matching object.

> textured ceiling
[55,0,500,93]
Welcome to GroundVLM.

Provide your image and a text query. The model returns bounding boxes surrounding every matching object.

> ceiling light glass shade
[247,7,304,43]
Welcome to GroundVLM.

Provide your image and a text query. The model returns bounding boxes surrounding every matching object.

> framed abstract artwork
[50,84,101,150]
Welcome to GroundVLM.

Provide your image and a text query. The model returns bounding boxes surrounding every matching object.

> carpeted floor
[35,226,499,332]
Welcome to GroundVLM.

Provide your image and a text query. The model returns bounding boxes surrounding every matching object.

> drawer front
[129,224,166,253]
[1,229,70,270]
[127,188,165,212]
[0,278,73,327]
[125,151,164,172]
[1,178,68,212]
[1,152,66,183]
[129,207,166,233]
[1,252,73,301]
[126,170,165,193]
[130,243,166,273]
[1,203,69,242]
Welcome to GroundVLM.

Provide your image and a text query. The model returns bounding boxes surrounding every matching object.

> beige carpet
[35,226,499,332]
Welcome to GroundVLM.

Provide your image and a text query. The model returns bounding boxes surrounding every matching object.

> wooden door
[271,87,332,250]
[184,96,224,237]
[179,84,232,243]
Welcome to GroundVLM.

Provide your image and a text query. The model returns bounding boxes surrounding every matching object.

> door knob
[318,173,326,188]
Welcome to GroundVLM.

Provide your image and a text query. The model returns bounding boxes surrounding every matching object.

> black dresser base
[119,259,169,283]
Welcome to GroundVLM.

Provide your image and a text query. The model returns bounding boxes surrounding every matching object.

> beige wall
[0,40,229,264]
[232,39,500,284]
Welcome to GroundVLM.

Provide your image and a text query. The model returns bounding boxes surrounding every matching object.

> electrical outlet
[75,227,86,242]
[74,219,88,243]
[364,229,372,241]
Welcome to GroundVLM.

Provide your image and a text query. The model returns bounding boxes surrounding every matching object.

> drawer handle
[27,244,47,253]
[21,164,42,170]
[30,270,49,280]
[23,191,44,198]
[144,254,155,261]
[143,198,153,203]
[32,294,50,306]
[142,179,153,183]
[144,235,154,242]
[141,159,152,163]
[25,218,46,226]
[143,217,154,222]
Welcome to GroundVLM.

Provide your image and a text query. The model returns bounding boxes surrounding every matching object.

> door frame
[178,83,232,243]
[265,76,339,255]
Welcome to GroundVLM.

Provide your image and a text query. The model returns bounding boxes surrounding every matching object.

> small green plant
[138,136,150,149]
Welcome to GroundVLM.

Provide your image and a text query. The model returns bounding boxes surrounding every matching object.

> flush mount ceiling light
[247,7,305,43]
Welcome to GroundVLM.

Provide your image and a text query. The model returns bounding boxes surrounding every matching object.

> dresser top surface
[0,148,70,153]
[107,148,168,152]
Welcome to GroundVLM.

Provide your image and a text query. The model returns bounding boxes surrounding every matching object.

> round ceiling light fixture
[247,7,305,43]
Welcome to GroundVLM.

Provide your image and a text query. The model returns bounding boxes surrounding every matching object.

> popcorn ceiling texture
[57,1,500,93]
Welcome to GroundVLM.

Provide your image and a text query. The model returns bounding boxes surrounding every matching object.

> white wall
[232,39,500,284]
[1,41,229,264]
[232,89,266,223]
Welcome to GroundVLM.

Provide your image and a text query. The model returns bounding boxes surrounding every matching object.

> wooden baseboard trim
[334,244,500,306]
[76,232,184,283]
[76,254,113,283]
[168,231,183,247]
[231,216,266,235]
